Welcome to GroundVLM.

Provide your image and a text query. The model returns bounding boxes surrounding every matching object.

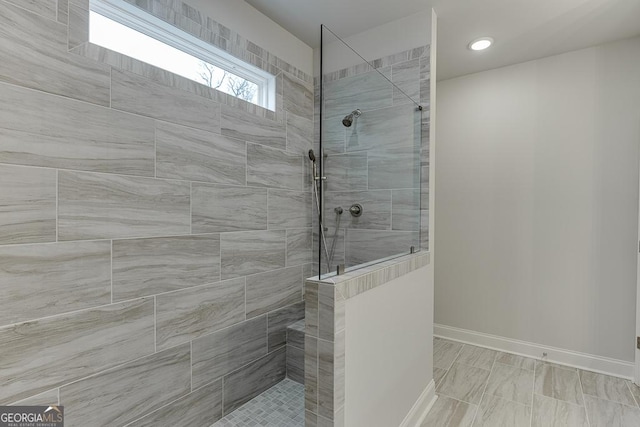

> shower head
[342,109,362,127]
[308,149,316,162]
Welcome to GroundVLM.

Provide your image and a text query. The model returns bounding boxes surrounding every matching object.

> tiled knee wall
[0,0,312,425]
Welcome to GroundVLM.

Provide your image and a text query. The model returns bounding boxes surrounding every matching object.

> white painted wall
[435,36,640,363]
[344,265,434,427]
[186,0,313,75]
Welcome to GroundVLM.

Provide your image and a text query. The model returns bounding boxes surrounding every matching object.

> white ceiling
[244,0,640,80]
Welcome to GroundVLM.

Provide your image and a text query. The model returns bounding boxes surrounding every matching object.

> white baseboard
[435,324,634,380]
[399,379,437,427]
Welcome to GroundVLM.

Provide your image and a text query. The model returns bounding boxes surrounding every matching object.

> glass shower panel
[318,25,422,279]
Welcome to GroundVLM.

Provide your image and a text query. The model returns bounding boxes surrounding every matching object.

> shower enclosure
[314,25,428,279]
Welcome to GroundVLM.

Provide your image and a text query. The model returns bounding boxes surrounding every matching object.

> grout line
[153,295,157,353]
[190,340,193,392]
[110,239,113,303]
[55,169,59,242]
[530,359,535,427]
[577,368,592,427]
[189,181,192,235]
[470,351,498,426]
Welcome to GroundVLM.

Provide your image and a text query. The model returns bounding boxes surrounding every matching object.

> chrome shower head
[308,149,316,162]
[342,109,361,127]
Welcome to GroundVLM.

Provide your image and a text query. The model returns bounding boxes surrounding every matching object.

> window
[89,0,276,110]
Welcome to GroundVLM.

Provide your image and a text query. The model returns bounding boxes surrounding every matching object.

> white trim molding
[435,324,635,380]
[399,380,437,427]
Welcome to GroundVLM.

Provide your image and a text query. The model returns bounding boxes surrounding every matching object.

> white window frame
[90,0,276,111]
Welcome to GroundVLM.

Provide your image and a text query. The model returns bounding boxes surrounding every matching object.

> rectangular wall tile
[268,190,311,229]
[287,320,305,349]
[283,73,313,120]
[246,266,303,318]
[221,104,285,150]
[0,298,154,404]
[0,2,110,105]
[305,282,319,337]
[0,165,56,245]
[368,148,420,190]
[305,335,319,413]
[125,380,223,427]
[112,235,220,301]
[0,241,111,325]
[345,230,418,266]
[111,69,221,133]
[267,302,305,351]
[392,59,421,105]
[67,3,88,50]
[192,316,267,389]
[346,104,418,153]
[10,389,58,406]
[57,0,69,24]
[392,189,421,231]
[247,143,303,190]
[58,171,191,240]
[324,190,391,230]
[318,284,336,341]
[156,278,245,350]
[0,82,155,176]
[60,344,191,427]
[6,0,56,20]
[324,68,392,115]
[220,230,286,280]
[287,345,304,384]
[324,153,368,192]
[318,339,335,419]
[286,112,313,155]
[287,228,312,267]
[222,347,287,414]
[191,184,267,233]
[156,121,246,185]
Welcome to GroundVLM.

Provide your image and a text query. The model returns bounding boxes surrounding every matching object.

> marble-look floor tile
[156,121,246,185]
[112,235,220,301]
[268,190,311,229]
[433,338,463,370]
[579,370,637,407]
[532,394,588,427]
[0,298,154,404]
[222,347,287,414]
[125,380,222,427]
[191,184,267,233]
[0,82,155,176]
[584,395,640,427]
[0,165,56,245]
[436,362,490,404]
[0,241,111,325]
[220,230,286,280]
[267,302,305,352]
[484,362,534,405]
[453,344,497,371]
[60,344,191,427]
[434,368,448,386]
[495,352,536,371]
[247,143,303,191]
[58,171,191,240]
[191,316,267,389]
[246,266,303,318]
[420,395,476,427]
[534,363,584,406]
[155,278,245,350]
[111,69,221,133]
[474,394,531,427]
[221,104,285,150]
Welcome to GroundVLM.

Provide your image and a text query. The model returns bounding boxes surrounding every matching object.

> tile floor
[422,337,640,427]
[211,378,304,427]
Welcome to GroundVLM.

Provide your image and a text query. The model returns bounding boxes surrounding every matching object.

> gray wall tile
[67,3,88,50]
[0,298,154,404]
[392,59,420,105]
[0,165,56,245]
[283,73,313,120]
[318,284,335,342]
[191,184,267,233]
[324,190,391,230]
[305,282,319,338]
[222,347,287,414]
[125,380,223,427]
[305,335,319,414]
[267,301,305,352]
[287,112,313,155]
[156,278,245,350]
[111,69,221,133]
[60,344,191,427]
[392,189,421,231]
[0,241,111,325]
[58,171,191,240]
[221,104,285,150]
[4,0,57,20]
[323,153,368,192]
[0,82,155,176]
[318,339,335,419]
[192,316,267,389]
[346,104,418,153]
[287,345,304,384]
[368,148,420,190]
[0,2,110,105]
[10,389,58,406]
[246,266,303,318]
[57,0,69,24]
[268,190,311,229]
[247,143,303,190]
[220,230,286,280]
[112,235,220,301]
[287,228,312,267]
[345,230,418,266]
[324,68,392,115]
[156,121,246,185]
[287,321,305,349]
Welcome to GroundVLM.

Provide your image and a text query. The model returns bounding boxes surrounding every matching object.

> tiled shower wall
[313,46,431,274]
[0,0,313,425]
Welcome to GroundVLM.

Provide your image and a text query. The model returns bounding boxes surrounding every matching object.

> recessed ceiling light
[469,37,493,51]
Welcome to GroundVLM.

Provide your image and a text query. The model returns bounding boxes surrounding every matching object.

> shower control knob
[349,203,363,217]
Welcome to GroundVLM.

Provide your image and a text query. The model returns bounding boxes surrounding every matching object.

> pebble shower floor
[211,379,304,426]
